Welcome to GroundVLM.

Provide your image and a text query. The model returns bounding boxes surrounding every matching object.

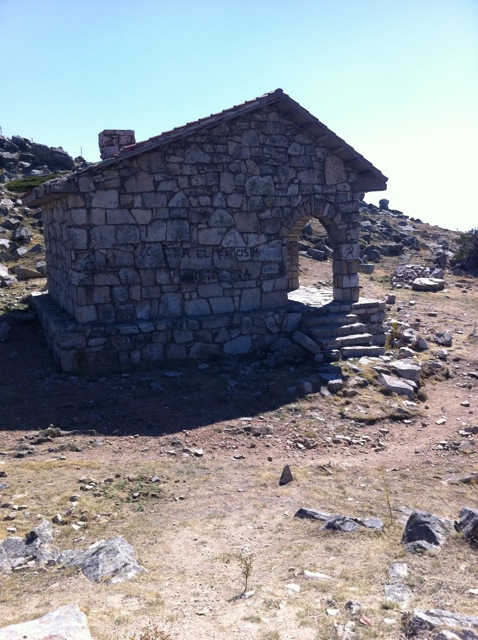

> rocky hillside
[0,133,80,178]
[0,135,89,326]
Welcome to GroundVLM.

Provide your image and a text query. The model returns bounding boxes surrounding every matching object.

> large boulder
[30,142,75,170]
[402,511,453,552]
[59,536,146,585]
[454,507,478,545]
[0,520,60,572]
[0,604,92,640]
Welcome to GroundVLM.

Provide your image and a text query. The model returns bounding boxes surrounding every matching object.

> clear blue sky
[2,0,477,231]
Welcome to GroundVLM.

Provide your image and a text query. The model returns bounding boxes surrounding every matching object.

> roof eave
[22,178,76,206]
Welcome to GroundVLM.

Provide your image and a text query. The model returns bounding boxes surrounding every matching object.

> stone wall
[35,104,374,371]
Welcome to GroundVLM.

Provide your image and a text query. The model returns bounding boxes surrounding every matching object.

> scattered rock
[304,569,333,580]
[435,331,453,347]
[389,562,408,580]
[345,600,362,616]
[385,582,413,603]
[11,265,43,280]
[279,464,294,486]
[335,621,359,639]
[454,507,478,545]
[410,335,429,352]
[403,609,478,637]
[446,473,478,485]
[323,515,361,532]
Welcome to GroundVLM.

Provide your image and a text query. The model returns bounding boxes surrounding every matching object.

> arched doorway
[282,196,361,304]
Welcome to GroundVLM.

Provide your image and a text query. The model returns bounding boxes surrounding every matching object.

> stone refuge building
[24,89,388,372]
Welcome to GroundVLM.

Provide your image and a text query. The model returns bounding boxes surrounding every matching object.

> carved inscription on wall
[139,244,282,284]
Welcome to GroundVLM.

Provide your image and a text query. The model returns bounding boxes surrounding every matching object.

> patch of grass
[129,624,172,640]
[259,631,281,640]
[296,603,319,627]
[242,614,262,623]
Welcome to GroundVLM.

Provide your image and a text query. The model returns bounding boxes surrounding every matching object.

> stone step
[335,333,373,347]
[317,333,372,350]
[301,313,359,329]
[309,322,367,340]
[340,346,386,359]
[352,299,386,312]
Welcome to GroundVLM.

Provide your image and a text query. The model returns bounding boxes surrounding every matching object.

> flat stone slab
[378,372,416,397]
[0,604,92,640]
[294,508,383,531]
[412,277,445,292]
[341,346,385,359]
[336,333,372,347]
[294,507,331,521]
[389,360,422,382]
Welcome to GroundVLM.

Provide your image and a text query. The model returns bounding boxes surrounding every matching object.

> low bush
[455,228,478,268]
[5,174,61,193]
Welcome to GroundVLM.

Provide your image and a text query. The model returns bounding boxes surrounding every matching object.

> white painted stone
[325,155,347,184]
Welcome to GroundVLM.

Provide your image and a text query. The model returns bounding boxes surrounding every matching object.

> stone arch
[281,195,360,303]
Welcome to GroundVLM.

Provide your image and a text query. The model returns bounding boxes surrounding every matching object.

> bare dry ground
[1,221,477,639]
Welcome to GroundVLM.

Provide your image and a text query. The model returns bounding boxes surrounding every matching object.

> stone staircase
[288,288,386,361]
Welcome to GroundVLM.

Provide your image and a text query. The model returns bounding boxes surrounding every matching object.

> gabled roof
[23,89,387,205]
[99,88,387,191]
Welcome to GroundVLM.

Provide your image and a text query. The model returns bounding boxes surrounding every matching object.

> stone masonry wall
[38,105,369,371]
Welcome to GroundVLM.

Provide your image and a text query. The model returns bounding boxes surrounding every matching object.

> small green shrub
[239,552,254,593]
[455,228,478,267]
[384,321,400,350]
[6,174,61,193]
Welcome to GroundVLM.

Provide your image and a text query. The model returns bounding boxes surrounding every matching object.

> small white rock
[304,570,333,580]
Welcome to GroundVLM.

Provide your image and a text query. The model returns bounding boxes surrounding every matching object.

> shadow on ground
[0,314,320,436]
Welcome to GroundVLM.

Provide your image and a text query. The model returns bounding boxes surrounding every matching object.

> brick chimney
[98,129,135,160]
